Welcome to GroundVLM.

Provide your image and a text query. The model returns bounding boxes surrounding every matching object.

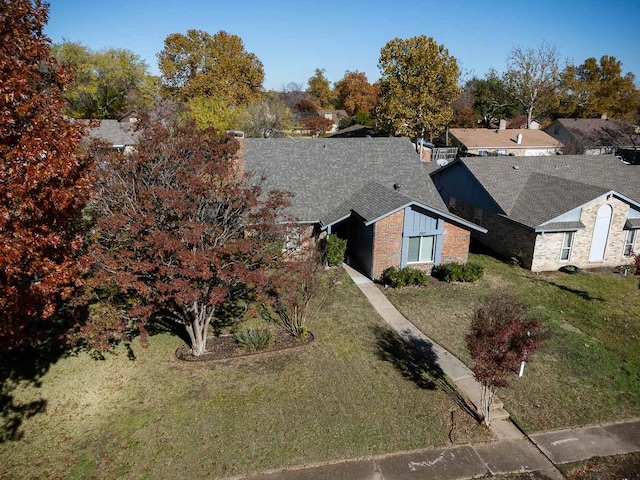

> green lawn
[384,251,640,432]
[0,269,489,479]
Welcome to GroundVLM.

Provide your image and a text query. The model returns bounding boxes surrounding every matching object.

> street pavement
[227,265,640,480]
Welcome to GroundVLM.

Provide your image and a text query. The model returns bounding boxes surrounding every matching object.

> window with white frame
[623,229,636,257]
[407,235,435,263]
[560,231,574,260]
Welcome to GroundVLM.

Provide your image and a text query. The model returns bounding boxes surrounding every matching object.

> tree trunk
[480,383,496,426]
[184,302,213,356]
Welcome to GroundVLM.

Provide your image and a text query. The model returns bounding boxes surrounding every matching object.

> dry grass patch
[383,251,640,432]
[0,269,490,479]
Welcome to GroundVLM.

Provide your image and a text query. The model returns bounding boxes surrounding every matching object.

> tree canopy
[52,41,157,119]
[0,0,94,351]
[158,29,264,104]
[558,55,638,122]
[82,116,293,355]
[334,70,378,116]
[374,36,460,141]
[504,42,561,128]
[306,68,336,109]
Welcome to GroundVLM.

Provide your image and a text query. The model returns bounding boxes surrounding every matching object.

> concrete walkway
[229,265,640,480]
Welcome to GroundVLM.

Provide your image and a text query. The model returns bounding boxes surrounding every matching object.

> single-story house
[449,127,562,157]
[243,137,486,279]
[544,117,640,156]
[86,117,140,153]
[430,155,640,272]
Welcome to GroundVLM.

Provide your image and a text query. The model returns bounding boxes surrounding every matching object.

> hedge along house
[242,138,486,280]
[430,155,640,272]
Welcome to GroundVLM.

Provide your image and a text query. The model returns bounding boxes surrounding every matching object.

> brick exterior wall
[371,210,404,279]
[369,210,474,280]
[441,222,471,264]
[453,197,637,272]
[532,197,636,271]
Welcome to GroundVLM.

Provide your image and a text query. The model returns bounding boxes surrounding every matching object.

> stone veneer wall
[531,197,636,271]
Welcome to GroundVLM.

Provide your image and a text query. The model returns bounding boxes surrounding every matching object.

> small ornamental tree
[82,116,292,355]
[467,292,547,426]
[264,246,322,339]
[0,0,94,351]
[633,252,640,289]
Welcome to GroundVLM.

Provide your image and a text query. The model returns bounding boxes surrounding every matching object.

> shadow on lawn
[0,316,78,443]
[372,325,479,421]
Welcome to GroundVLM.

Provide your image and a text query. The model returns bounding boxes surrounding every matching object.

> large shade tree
[374,36,460,142]
[334,70,378,116]
[0,0,94,351]
[83,116,293,355]
[52,41,157,119]
[558,56,638,122]
[158,29,264,105]
[306,68,336,109]
[503,42,561,128]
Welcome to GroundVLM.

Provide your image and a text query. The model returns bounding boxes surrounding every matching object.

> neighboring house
[430,155,640,272]
[544,117,640,156]
[243,137,486,280]
[316,109,349,133]
[86,117,140,153]
[449,126,562,157]
[327,124,375,138]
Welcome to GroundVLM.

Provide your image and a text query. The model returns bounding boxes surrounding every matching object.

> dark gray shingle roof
[244,137,447,223]
[455,155,640,229]
[88,120,139,146]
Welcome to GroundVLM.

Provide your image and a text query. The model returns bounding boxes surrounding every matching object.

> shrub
[381,266,429,287]
[325,234,347,266]
[432,262,484,282]
[234,327,275,352]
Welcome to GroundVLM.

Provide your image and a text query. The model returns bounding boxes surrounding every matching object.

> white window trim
[623,229,636,257]
[560,231,574,261]
[407,235,436,264]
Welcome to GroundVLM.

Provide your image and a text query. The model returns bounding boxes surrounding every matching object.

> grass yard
[0,268,489,480]
[384,249,640,433]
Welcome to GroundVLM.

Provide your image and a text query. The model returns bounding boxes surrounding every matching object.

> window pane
[408,237,420,262]
[420,235,435,262]
[562,232,574,248]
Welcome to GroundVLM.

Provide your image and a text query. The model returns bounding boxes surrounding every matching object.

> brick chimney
[227,130,245,176]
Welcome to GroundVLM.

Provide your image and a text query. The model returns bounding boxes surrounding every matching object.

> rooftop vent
[516,133,523,145]
[393,183,402,191]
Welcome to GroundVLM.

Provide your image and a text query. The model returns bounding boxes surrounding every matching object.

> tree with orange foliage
[334,71,378,117]
[0,0,94,351]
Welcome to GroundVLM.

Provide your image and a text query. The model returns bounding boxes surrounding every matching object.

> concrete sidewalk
[229,265,640,480]
[236,419,639,480]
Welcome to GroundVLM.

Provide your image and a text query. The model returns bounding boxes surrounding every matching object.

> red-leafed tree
[82,116,293,356]
[301,115,334,136]
[0,0,94,351]
[467,292,547,426]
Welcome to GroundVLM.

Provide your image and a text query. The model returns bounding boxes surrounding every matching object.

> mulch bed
[175,330,314,362]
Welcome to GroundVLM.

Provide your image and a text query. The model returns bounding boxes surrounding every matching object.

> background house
[86,116,139,153]
[449,126,562,157]
[544,117,640,161]
[430,155,640,272]
[243,137,485,279]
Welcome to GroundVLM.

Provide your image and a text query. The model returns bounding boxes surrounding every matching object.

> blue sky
[45,0,640,91]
